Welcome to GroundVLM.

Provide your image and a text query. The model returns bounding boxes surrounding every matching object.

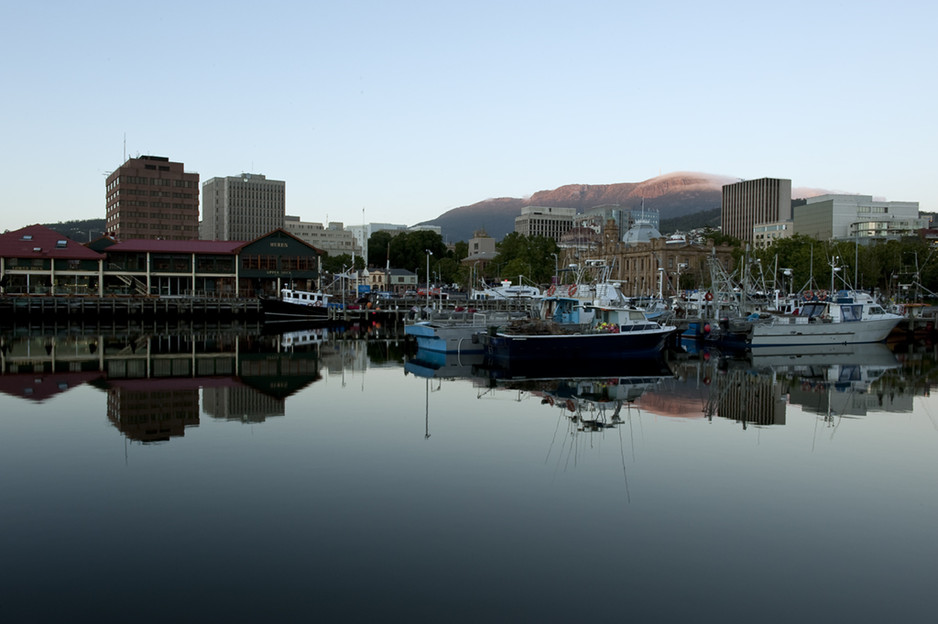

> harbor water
[1,322,936,622]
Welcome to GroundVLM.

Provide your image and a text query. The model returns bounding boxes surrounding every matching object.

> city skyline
[2,1,936,232]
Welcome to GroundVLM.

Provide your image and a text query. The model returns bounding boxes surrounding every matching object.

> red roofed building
[0,224,105,295]
[2,226,323,298]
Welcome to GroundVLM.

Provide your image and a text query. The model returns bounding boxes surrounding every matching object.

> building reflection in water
[0,324,326,443]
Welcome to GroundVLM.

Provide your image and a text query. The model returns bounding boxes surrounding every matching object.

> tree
[321,253,363,274]
[487,233,559,285]
[367,230,395,267]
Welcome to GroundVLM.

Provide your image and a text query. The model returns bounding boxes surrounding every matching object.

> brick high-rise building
[105,155,200,240]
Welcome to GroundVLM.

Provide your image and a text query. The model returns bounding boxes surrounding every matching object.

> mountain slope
[423,172,737,242]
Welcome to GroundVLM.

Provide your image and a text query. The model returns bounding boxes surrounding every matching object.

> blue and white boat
[404,311,521,354]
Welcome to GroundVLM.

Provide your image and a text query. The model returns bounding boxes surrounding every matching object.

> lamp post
[551,253,558,286]
[425,249,432,313]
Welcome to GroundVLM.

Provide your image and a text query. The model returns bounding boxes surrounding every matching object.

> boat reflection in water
[404,348,485,379]
[491,361,675,431]
[0,324,326,443]
[667,342,904,429]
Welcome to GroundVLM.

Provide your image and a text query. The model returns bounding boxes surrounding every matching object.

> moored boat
[480,305,677,368]
[749,291,901,348]
[404,311,523,353]
[259,288,333,320]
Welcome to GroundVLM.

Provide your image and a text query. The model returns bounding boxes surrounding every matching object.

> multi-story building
[514,206,576,241]
[364,268,417,294]
[558,219,734,297]
[721,178,792,243]
[753,220,793,249]
[105,155,200,240]
[200,173,285,241]
[793,194,924,242]
[575,204,660,239]
[283,217,361,257]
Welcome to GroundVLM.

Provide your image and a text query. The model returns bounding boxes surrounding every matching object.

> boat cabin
[281,288,330,307]
[589,307,661,332]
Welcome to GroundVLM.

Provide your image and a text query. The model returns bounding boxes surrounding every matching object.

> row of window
[117,176,196,188]
[241,255,316,271]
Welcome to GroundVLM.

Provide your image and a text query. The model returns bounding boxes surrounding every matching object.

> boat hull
[481,328,674,368]
[750,317,901,347]
[259,297,331,321]
[404,322,486,353]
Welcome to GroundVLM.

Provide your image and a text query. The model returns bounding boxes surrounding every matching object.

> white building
[283,217,360,257]
[514,206,576,241]
[200,173,285,241]
[753,220,793,249]
[793,194,924,242]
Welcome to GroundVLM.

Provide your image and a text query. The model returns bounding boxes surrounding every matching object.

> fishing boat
[470,279,540,300]
[480,305,677,368]
[748,290,901,348]
[259,288,333,320]
[404,310,523,353]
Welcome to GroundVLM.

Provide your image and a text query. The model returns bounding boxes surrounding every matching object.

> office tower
[105,155,200,240]
[200,173,285,241]
[721,178,791,243]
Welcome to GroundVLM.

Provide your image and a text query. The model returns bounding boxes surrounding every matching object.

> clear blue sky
[2,0,936,232]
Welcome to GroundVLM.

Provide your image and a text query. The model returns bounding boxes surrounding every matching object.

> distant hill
[659,208,721,234]
[421,172,737,242]
[41,219,106,243]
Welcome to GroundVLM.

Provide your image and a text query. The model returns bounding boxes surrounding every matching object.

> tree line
[321,230,559,290]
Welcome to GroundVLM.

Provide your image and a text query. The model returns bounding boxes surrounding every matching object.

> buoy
[568,284,578,296]
[547,285,556,296]
[705,292,713,301]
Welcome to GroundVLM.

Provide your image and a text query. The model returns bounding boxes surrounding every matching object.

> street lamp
[425,249,432,313]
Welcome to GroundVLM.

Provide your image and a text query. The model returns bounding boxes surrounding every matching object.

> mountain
[422,172,737,242]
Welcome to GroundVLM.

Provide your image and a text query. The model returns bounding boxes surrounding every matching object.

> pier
[0,293,538,325]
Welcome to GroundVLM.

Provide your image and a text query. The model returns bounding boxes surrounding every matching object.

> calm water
[1,323,937,622]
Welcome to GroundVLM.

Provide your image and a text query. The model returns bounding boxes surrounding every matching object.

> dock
[0,294,538,325]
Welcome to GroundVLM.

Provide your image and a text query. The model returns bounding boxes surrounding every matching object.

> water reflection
[404,340,936,435]
[0,322,329,442]
[5,321,938,440]
[3,323,938,620]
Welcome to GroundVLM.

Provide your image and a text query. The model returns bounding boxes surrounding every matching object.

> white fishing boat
[749,291,900,348]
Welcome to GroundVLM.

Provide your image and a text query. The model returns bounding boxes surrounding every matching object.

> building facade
[574,204,660,240]
[721,178,792,243]
[283,217,361,257]
[105,155,200,240]
[200,173,285,241]
[793,194,924,242]
[556,220,734,298]
[364,268,417,294]
[0,225,105,295]
[753,220,793,249]
[514,206,576,241]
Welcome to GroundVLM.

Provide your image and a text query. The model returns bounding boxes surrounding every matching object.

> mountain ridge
[422,172,834,242]
[422,172,735,242]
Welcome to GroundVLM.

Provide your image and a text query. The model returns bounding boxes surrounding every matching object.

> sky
[2,0,936,232]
